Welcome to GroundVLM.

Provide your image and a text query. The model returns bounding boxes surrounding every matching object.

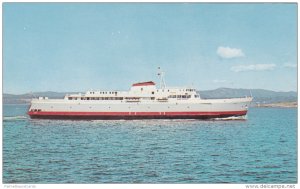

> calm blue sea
[3,104,297,183]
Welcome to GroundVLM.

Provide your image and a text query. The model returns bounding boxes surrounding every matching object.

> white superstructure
[28,69,253,119]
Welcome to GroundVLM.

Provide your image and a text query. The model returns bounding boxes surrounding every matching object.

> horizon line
[3,87,298,95]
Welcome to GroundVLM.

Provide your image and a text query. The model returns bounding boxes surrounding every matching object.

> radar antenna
[157,67,166,89]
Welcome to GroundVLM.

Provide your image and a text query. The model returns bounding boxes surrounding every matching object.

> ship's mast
[157,67,166,89]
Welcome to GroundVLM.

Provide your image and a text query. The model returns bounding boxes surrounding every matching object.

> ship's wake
[3,116,28,121]
[212,115,247,121]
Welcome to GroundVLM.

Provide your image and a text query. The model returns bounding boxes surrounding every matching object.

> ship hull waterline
[28,110,248,120]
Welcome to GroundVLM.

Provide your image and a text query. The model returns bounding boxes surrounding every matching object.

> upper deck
[64,81,200,102]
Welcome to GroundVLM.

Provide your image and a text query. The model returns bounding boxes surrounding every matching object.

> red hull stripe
[28,111,247,116]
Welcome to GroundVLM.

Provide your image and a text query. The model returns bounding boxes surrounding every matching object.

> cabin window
[87,97,90,100]
[141,88,143,91]
[68,97,72,100]
[152,91,154,94]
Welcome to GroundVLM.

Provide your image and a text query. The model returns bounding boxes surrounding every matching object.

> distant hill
[3,92,77,104]
[3,88,297,105]
[200,88,297,104]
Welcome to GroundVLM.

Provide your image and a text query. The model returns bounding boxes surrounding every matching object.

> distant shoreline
[3,103,29,106]
[3,88,297,106]
[255,101,297,108]
[3,102,297,108]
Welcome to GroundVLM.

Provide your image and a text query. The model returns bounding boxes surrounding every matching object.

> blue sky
[3,3,297,94]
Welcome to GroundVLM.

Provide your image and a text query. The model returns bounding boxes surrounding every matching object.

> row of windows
[157,89,195,92]
[30,109,41,112]
[68,97,124,100]
[88,89,195,95]
[68,95,198,101]
[186,89,196,92]
[89,91,118,95]
[168,95,192,99]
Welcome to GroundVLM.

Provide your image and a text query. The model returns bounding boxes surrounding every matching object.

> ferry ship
[28,69,253,120]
